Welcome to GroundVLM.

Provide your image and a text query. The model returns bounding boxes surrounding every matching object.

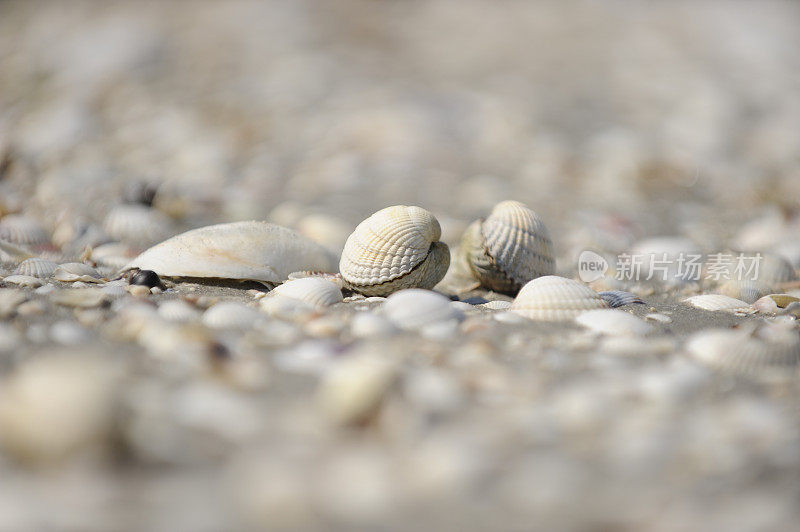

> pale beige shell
[14,258,58,279]
[575,309,653,336]
[271,277,343,308]
[382,289,463,330]
[124,221,337,284]
[339,206,450,296]
[717,279,773,304]
[202,302,261,330]
[510,275,608,321]
[53,263,104,283]
[458,201,554,295]
[683,294,753,313]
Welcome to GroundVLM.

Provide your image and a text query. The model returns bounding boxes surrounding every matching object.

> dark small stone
[130,269,163,288]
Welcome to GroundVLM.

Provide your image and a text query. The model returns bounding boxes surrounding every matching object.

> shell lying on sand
[683,294,754,313]
[339,206,450,296]
[510,275,608,321]
[575,309,654,336]
[458,201,554,295]
[122,221,337,285]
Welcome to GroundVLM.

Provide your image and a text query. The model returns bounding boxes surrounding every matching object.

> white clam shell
[53,263,103,283]
[339,206,450,296]
[382,289,463,331]
[460,200,554,294]
[202,302,261,330]
[103,204,173,247]
[575,309,654,336]
[124,221,336,284]
[510,276,608,321]
[685,325,800,377]
[684,294,753,313]
[158,299,201,323]
[14,258,58,279]
[271,278,343,308]
[0,215,49,246]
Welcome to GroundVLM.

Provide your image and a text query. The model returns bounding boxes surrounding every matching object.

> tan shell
[14,258,58,279]
[339,206,450,296]
[124,221,337,284]
[458,201,554,295]
[271,277,343,308]
[510,275,608,321]
[684,294,753,313]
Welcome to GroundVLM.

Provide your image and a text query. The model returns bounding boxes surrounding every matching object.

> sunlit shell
[575,309,654,336]
[103,204,173,248]
[382,289,463,331]
[51,289,108,308]
[90,242,139,270]
[716,279,773,304]
[2,275,44,288]
[202,302,261,330]
[124,221,336,284]
[53,263,104,283]
[339,206,450,296]
[753,294,800,315]
[287,271,345,290]
[510,276,608,321]
[14,258,58,279]
[271,278,343,308]
[685,324,800,377]
[684,294,753,313]
[158,299,201,323]
[0,215,49,246]
[478,300,512,311]
[458,201,554,295]
[598,290,645,308]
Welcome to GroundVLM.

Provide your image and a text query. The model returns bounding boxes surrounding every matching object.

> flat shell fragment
[684,294,754,313]
[53,263,104,283]
[124,221,336,284]
[339,206,450,296]
[51,289,108,308]
[202,302,261,330]
[510,276,608,321]
[2,275,44,288]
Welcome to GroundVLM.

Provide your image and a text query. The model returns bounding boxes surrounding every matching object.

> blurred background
[1,1,800,530]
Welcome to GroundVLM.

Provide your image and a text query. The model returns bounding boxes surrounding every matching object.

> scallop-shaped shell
[339,206,450,296]
[158,299,201,323]
[53,263,103,283]
[202,302,261,330]
[123,221,337,284]
[271,278,343,308]
[382,289,463,330]
[0,215,49,246]
[753,294,800,315]
[103,204,173,248]
[510,276,608,321]
[685,325,800,377]
[716,279,773,304]
[90,242,139,270]
[598,290,645,308]
[684,294,753,313]
[14,258,58,279]
[458,201,554,295]
[575,309,654,336]
[478,300,512,311]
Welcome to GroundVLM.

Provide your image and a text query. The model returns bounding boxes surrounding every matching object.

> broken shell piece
[575,309,654,336]
[14,258,58,279]
[684,294,754,313]
[53,263,104,283]
[458,200,555,295]
[753,294,800,315]
[510,276,608,321]
[339,206,450,296]
[382,289,463,331]
[123,221,336,285]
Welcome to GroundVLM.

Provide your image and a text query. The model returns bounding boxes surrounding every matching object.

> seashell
[510,276,608,321]
[202,301,261,330]
[645,313,673,324]
[685,324,800,377]
[317,355,396,426]
[598,290,645,308]
[270,278,343,308]
[458,200,554,295]
[350,312,398,338]
[90,242,138,270]
[683,294,753,313]
[158,299,201,323]
[123,221,337,285]
[575,309,654,336]
[103,204,173,248]
[129,269,163,289]
[0,214,49,246]
[0,289,26,319]
[716,279,773,304]
[339,206,450,297]
[53,263,104,283]
[382,289,463,331]
[1,275,44,288]
[14,258,58,279]
[753,294,800,315]
[478,300,512,311]
[51,289,108,308]
[259,293,317,320]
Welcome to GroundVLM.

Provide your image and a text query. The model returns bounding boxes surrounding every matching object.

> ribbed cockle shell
[458,200,554,295]
[339,206,450,296]
[510,275,608,321]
